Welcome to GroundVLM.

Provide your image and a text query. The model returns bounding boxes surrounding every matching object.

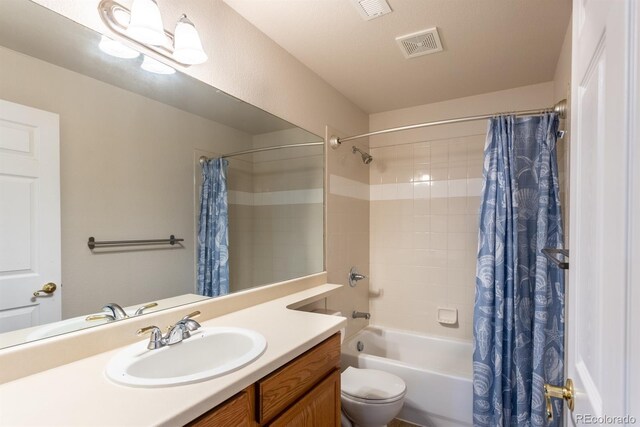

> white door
[567,0,636,424]
[0,99,61,333]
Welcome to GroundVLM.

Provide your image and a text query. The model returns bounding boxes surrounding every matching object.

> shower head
[352,146,373,165]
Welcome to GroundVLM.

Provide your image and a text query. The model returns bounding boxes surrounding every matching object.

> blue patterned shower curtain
[473,114,565,426]
[197,158,230,297]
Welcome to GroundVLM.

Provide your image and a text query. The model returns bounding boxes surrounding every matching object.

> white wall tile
[370,137,483,342]
[467,178,483,197]
[431,181,448,199]
[448,180,467,197]
[330,174,369,201]
[413,182,430,199]
[381,183,398,200]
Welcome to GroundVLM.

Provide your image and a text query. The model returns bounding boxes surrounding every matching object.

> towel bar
[88,235,184,250]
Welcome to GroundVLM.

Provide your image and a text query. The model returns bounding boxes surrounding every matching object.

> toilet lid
[341,367,406,401]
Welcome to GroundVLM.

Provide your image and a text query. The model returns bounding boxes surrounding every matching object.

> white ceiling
[224,0,571,113]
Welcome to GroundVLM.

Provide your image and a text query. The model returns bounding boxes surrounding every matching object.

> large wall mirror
[0,0,325,349]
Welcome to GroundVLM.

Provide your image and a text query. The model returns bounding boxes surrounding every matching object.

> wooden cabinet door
[258,333,340,424]
[268,369,340,427]
[187,387,256,427]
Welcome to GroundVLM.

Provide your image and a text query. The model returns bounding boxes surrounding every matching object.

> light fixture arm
[97,0,189,68]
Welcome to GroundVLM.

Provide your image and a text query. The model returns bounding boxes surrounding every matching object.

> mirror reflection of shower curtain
[197,158,230,297]
[473,114,565,426]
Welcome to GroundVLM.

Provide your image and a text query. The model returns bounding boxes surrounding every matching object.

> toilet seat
[341,391,404,405]
[341,367,406,403]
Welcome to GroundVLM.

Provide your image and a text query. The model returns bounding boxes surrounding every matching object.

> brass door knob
[544,378,575,420]
[33,282,57,297]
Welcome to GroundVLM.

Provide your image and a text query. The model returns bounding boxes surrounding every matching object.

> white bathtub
[341,326,473,427]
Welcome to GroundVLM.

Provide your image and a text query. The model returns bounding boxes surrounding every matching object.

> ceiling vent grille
[396,28,443,59]
[349,0,392,21]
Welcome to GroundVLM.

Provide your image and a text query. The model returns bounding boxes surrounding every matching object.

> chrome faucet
[86,302,128,322]
[166,313,202,344]
[352,311,371,320]
[86,302,159,322]
[137,311,201,350]
[103,303,128,320]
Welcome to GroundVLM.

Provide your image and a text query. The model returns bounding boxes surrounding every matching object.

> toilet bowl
[340,367,406,427]
[309,309,406,427]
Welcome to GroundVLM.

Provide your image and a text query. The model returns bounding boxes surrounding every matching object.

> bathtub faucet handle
[349,266,367,287]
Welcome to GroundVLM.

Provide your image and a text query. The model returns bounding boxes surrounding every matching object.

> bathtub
[341,326,473,427]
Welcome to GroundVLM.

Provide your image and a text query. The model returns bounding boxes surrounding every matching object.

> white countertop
[0,284,346,427]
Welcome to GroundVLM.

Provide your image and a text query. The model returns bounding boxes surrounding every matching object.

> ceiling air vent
[349,0,392,21]
[396,28,443,59]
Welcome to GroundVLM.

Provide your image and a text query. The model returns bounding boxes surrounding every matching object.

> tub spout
[352,311,371,320]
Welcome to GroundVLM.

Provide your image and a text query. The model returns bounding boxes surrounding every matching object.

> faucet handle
[181,311,201,321]
[177,311,201,339]
[348,267,367,287]
[85,313,116,322]
[137,325,164,350]
[137,325,159,336]
[134,302,158,316]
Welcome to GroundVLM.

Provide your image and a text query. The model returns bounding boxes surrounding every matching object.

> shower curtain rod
[199,141,324,164]
[329,99,567,148]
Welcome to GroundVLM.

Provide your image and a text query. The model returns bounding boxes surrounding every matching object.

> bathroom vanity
[188,333,341,426]
[0,281,345,426]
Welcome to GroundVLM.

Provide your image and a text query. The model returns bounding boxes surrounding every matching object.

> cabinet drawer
[257,333,341,424]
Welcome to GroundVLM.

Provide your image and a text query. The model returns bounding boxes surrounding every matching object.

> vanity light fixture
[126,0,166,46]
[173,15,208,65]
[97,0,208,69]
[141,55,176,75]
[98,35,140,59]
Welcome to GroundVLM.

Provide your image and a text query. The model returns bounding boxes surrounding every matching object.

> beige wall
[368,82,555,341]
[325,128,371,338]
[0,46,253,318]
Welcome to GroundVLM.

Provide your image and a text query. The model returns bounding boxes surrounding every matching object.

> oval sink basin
[106,327,267,387]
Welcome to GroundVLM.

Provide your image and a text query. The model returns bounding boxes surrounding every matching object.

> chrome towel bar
[88,235,184,250]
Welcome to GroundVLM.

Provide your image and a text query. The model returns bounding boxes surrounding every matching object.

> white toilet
[340,366,406,427]
[311,309,407,427]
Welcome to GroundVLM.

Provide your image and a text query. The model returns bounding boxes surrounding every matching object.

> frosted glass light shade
[99,36,140,59]
[141,55,176,74]
[127,0,166,46]
[173,15,208,65]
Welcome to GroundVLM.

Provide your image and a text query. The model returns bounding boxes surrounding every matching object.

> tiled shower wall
[227,157,255,291]
[369,135,484,340]
[367,82,558,342]
[250,129,324,286]
[227,128,324,293]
